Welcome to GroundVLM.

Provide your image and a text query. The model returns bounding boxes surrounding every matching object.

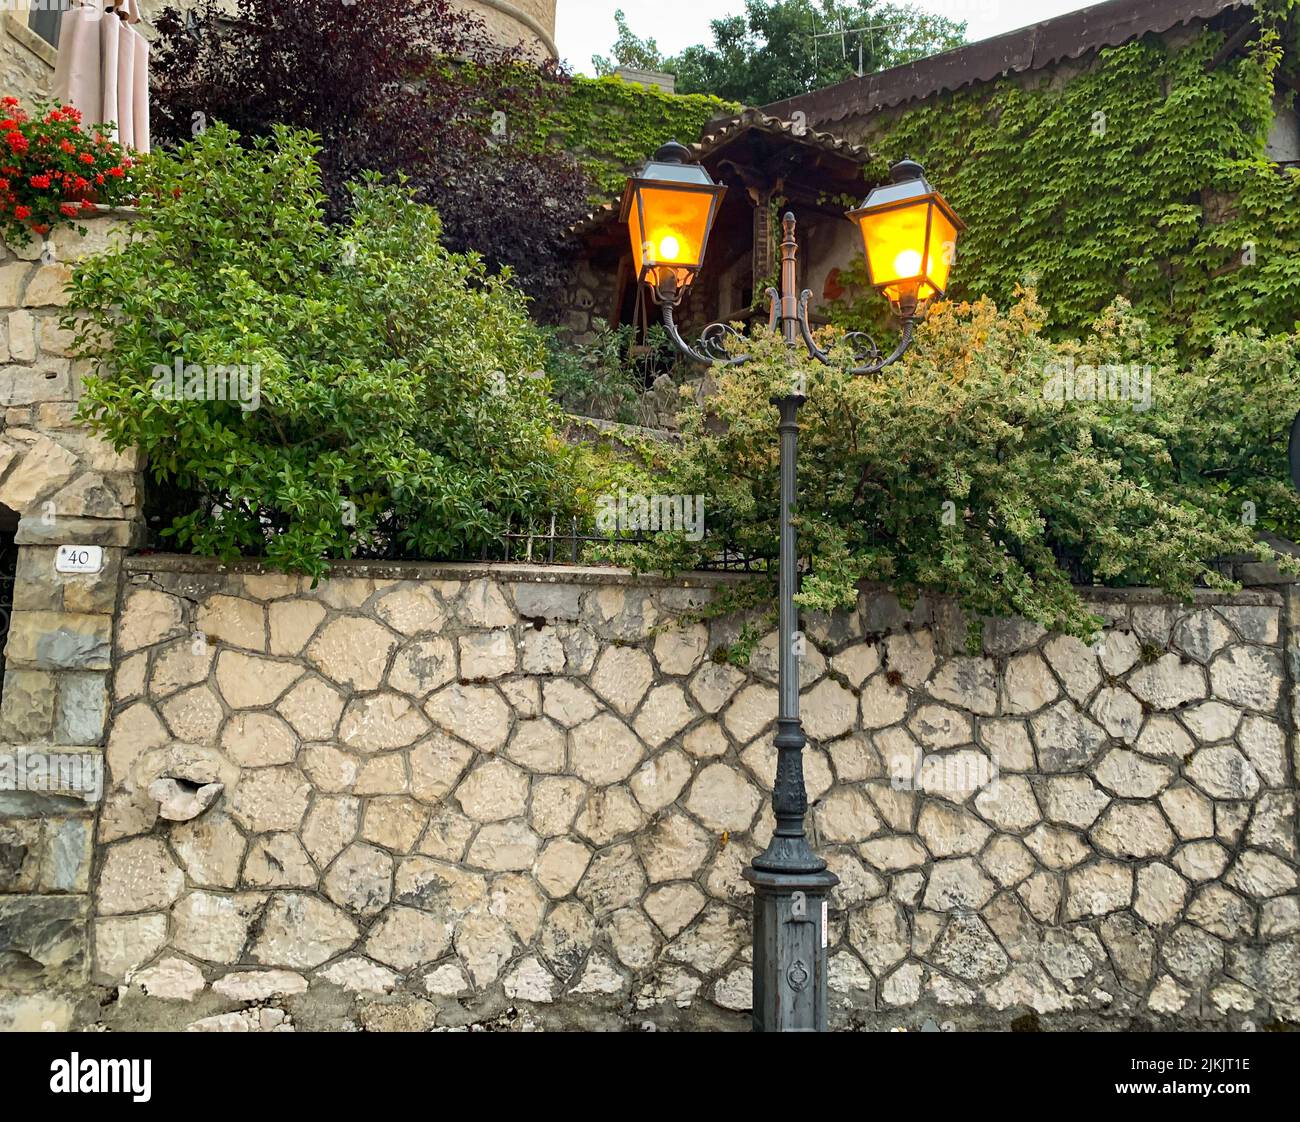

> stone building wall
[0,211,144,1031]
[61,556,1300,1032]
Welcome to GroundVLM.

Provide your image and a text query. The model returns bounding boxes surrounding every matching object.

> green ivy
[836,17,1300,351]
[519,75,737,201]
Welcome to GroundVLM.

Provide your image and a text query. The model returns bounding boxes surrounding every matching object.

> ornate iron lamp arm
[796,289,832,365]
[849,316,915,375]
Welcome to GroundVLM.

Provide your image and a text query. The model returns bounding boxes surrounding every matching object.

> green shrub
[70,124,598,580]
[641,294,1300,639]
[543,320,678,425]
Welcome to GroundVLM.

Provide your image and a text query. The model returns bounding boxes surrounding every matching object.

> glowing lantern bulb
[894,248,923,277]
[659,235,681,260]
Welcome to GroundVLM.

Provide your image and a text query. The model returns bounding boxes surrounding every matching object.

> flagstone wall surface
[36,555,1298,1032]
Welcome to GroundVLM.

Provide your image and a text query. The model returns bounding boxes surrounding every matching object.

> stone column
[0,211,143,1029]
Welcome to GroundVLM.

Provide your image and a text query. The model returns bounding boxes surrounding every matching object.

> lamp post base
[743,865,839,1032]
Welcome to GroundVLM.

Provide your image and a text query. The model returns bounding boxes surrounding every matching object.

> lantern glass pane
[924,204,959,297]
[857,200,930,291]
[633,185,713,283]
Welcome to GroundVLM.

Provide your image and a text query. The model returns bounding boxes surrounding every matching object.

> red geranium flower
[79,152,94,164]
[59,203,77,218]
[13,205,30,218]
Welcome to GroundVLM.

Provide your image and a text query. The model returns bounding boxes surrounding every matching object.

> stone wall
[0,212,143,1030]
[62,556,1300,1031]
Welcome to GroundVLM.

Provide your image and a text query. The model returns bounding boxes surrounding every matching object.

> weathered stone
[1158,784,1215,841]
[307,617,398,692]
[374,585,446,635]
[929,913,1008,982]
[1225,849,1298,898]
[251,894,359,968]
[323,843,393,917]
[1237,716,1288,787]
[1030,701,1107,771]
[589,645,654,714]
[629,749,693,813]
[1002,652,1060,714]
[685,762,762,832]
[688,662,747,713]
[215,651,303,708]
[1209,646,1282,711]
[883,630,935,687]
[339,693,431,752]
[425,684,510,753]
[1091,802,1175,859]
[361,797,427,853]
[633,683,695,747]
[93,914,167,983]
[859,673,908,729]
[465,821,540,872]
[1090,687,1143,742]
[978,719,1035,771]
[923,857,996,911]
[148,777,223,823]
[1185,744,1261,800]
[723,683,777,744]
[172,890,262,960]
[196,595,265,652]
[529,776,587,838]
[1064,859,1133,919]
[1172,840,1229,882]
[847,897,910,973]
[221,712,298,767]
[980,835,1037,887]
[1128,654,1206,710]
[97,836,185,914]
[916,801,991,857]
[542,679,602,728]
[637,812,711,883]
[386,637,456,698]
[170,812,245,889]
[268,599,326,657]
[927,655,997,715]
[1181,701,1241,743]
[365,906,450,970]
[277,677,346,741]
[828,642,880,690]
[974,775,1041,831]
[1172,609,1234,663]
[578,843,647,917]
[1135,715,1195,762]
[1134,862,1188,926]
[1043,635,1102,702]
[228,767,312,833]
[815,786,882,844]
[129,956,206,1001]
[1093,748,1173,798]
[908,704,972,749]
[458,630,517,681]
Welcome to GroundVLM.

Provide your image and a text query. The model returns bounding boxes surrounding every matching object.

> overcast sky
[556,0,1096,75]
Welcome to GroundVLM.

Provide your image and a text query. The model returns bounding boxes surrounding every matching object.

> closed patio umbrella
[52,0,150,153]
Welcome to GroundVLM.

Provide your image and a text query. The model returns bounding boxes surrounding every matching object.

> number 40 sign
[55,545,104,575]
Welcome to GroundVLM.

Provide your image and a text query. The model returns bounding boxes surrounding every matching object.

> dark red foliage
[150,0,591,300]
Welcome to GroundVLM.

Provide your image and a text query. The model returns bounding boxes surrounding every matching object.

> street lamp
[623,141,962,1033]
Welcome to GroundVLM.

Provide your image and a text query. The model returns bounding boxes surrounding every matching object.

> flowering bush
[0,96,139,245]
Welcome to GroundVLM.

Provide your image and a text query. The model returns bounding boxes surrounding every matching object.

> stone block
[3,610,113,670]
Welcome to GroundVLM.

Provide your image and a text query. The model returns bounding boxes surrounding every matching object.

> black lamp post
[621,141,963,1032]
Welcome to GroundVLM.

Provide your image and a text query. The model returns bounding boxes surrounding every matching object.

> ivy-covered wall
[832,16,1300,349]
[527,76,737,202]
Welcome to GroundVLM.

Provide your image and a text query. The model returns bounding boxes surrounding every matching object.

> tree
[592,9,669,74]
[149,0,591,299]
[595,0,966,106]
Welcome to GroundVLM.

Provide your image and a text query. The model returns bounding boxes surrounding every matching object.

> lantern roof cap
[631,140,720,189]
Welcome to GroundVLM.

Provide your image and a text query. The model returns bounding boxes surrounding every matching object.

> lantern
[621,141,727,302]
[848,159,963,316]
